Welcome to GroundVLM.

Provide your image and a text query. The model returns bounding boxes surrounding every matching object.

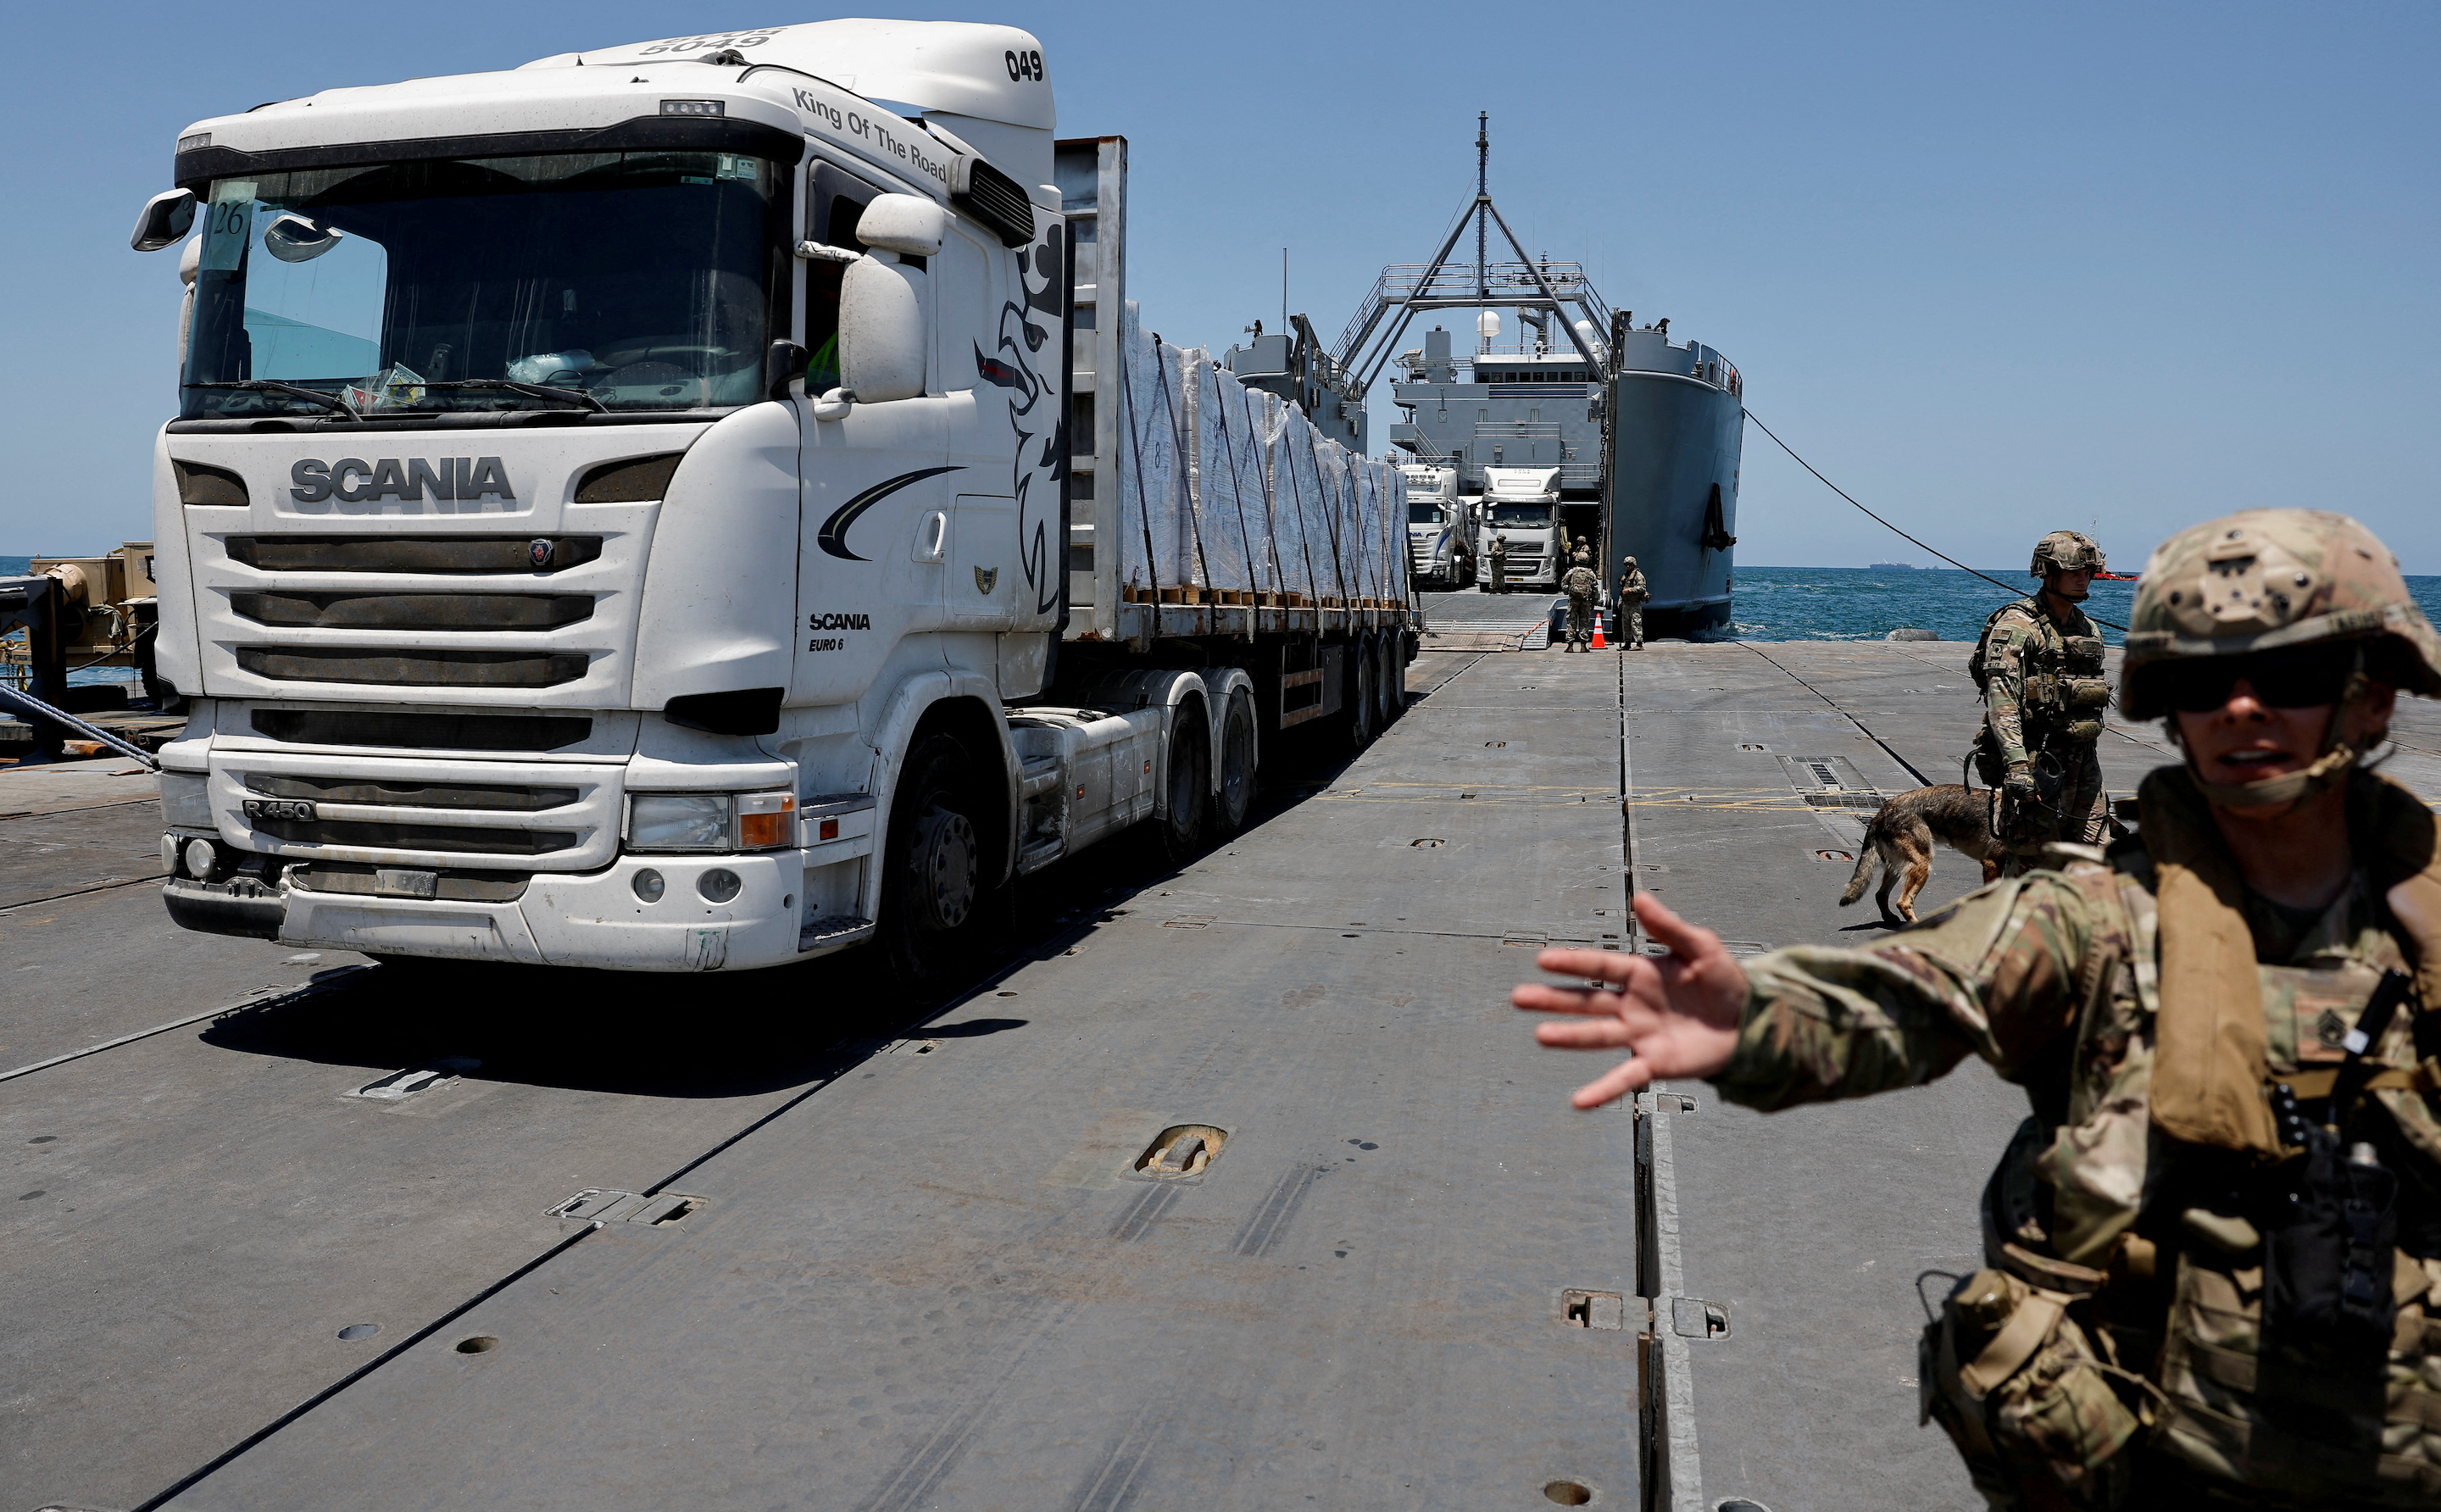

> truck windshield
[1487,503,1553,525]
[182,151,784,420]
[1408,503,1446,525]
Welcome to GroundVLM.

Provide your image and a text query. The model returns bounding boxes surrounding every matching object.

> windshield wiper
[425,379,608,414]
[188,379,361,421]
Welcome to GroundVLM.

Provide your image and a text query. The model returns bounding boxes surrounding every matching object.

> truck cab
[1478,465,1564,591]
[1399,464,1469,588]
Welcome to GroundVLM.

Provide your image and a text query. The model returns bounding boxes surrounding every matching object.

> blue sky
[6,2,2433,570]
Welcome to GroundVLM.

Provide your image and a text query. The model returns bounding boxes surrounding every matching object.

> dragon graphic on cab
[973,219,1068,616]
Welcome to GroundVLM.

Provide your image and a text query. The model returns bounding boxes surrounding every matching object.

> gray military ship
[1326,116,1746,634]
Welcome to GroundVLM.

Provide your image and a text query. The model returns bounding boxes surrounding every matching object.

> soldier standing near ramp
[1520,509,2441,1509]
[1616,554,1650,649]
[1971,531,2111,870]
[1487,532,1509,595]
[1560,547,1599,652]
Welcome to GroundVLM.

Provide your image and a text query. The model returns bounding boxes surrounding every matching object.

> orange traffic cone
[1590,613,1607,650]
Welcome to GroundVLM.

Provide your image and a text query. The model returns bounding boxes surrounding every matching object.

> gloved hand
[2003,764,2039,807]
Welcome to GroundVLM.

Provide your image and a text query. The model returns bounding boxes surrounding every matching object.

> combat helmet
[2031,531,2106,578]
[2121,509,2441,806]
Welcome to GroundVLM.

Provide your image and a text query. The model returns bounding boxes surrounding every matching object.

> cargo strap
[2276,1058,2441,1101]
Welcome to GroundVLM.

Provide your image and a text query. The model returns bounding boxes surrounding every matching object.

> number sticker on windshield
[201,197,254,272]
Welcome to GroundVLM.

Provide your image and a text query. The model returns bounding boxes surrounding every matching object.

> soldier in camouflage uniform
[1617,554,1650,649]
[1518,509,2441,1509]
[1561,546,1600,651]
[1973,531,2114,871]
[1487,533,1510,595]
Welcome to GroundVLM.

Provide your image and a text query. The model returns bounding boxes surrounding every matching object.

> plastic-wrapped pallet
[1208,361,1274,598]
[1357,459,1376,605]
[1293,409,1345,602]
[1244,388,1297,600]
[1180,348,1259,598]
[1366,459,1404,602]
[1114,303,1188,598]
[1113,299,1408,609]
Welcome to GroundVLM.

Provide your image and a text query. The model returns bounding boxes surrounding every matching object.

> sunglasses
[2159,647,2358,714]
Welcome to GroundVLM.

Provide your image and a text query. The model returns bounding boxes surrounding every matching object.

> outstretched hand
[1512,892,1749,1108]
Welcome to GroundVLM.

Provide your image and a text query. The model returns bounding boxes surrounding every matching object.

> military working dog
[1838,783,2006,926]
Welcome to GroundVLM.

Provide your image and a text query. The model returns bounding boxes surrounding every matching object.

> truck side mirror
[131,189,196,253]
[839,255,928,403]
[852,193,948,258]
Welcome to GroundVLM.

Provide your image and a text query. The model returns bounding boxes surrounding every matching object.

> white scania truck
[134,20,1415,982]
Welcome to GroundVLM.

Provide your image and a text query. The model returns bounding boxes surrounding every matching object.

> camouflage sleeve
[1708,870,2108,1112]
[1984,615,2035,767]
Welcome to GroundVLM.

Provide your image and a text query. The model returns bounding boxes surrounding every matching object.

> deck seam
[0,969,366,1084]
[2,870,168,914]
[1736,640,1933,787]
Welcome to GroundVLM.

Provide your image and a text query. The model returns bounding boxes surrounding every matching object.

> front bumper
[163,876,287,940]
[164,851,818,972]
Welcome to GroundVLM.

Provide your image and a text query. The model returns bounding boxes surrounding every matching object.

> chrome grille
[235,646,591,688]
[248,710,593,751]
[223,536,603,575]
[230,592,595,631]
[216,754,620,872]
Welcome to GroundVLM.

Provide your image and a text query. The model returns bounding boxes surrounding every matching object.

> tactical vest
[1924,775,2441,1507]
[1970,598,2112,745]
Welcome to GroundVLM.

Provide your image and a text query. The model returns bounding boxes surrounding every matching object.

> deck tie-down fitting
[1131,1124,1226,1180]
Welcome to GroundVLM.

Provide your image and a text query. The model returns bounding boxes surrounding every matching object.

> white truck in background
[132,19,1414,984]
[1400,463,1473,589]
[1478,465,1564,592]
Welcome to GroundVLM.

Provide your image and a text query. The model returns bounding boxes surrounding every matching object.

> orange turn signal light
[736,792,796,850]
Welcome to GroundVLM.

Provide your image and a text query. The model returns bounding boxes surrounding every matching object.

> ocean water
[1729,565,2441,647]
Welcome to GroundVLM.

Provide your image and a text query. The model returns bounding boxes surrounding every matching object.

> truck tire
[1215,688,1257,837]
[1154,701,1210,862]
[879,732,1004,994]
[1347,638,1377,750]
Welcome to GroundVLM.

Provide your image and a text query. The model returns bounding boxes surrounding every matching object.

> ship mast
[1328,118,1613,396]
[1475,113,1489,321]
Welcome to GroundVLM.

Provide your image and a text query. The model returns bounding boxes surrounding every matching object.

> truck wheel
[1347,639,1377,749]
[880,733,1004,993]
[1154,702,1210,862]
[1215,689,1257,837]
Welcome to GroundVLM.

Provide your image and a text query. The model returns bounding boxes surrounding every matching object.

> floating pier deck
[15,599,2439,1510]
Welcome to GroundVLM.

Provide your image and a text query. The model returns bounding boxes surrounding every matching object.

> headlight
[159,771,212,829]
[625,789,797,853]
[627,793,731,852]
